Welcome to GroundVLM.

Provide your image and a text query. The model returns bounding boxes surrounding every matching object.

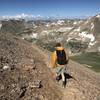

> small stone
[0,85,5,90]
[29,80,42,88]
[3,65,9,70]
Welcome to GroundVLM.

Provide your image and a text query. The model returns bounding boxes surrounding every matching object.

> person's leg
[61,66,67,88]
[56,74,62,81]
[55,67,62,81]
[61,72,66,87]
[61,72,65,82]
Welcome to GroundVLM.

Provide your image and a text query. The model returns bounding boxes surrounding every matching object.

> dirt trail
[32,44,100,100]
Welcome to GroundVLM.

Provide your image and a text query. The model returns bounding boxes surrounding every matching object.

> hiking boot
[62,81,66,88]
[56,74,62,82]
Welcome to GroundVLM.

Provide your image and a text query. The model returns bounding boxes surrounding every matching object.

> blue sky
[0,0,100,17]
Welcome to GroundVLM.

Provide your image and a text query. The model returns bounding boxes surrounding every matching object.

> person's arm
[65,49,69,61]
[50,51,57,68]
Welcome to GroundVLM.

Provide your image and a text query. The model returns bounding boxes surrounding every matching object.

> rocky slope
[65,60,100,100]
[0,32,62,100]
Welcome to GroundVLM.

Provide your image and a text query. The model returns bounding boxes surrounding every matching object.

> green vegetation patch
[70,52,100,72]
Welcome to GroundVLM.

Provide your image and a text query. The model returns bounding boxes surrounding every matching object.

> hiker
[50,43,69,87]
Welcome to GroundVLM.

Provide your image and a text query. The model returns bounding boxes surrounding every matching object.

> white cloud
[0,13,35,20]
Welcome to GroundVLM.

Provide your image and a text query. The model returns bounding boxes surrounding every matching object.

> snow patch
[73,21,77,25]
[0,24,2,29]
[33,25,38,28]
[30,33,38,38]
[57,20,65,25]
[79,31,96,47]
[58,27,72,32]
[89,41,97,46]
[66,37,72,42]
[96,14,100,18]
[74,27,81,32]
[79,31,95,42]
[45,23,50,27]
[91,23,94,30]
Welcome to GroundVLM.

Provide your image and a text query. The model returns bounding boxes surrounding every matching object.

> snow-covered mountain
[35,14,100,53]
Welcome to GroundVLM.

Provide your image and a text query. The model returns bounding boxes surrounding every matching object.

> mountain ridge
[0,32,100,100]
[0,32,63,100]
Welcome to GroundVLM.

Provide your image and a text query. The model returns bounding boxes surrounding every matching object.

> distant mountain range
[0,13,100,54]
[0,13,92,21]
